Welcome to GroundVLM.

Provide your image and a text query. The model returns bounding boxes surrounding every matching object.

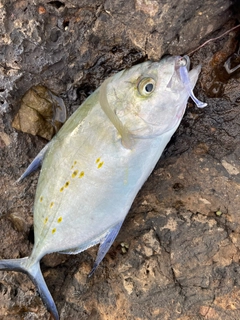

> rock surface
[1,0,240,319]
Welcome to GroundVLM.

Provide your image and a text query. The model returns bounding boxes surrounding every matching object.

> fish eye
[138,77,156,96]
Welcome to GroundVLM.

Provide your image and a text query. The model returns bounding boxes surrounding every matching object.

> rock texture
[1,0,240,319]
[0,0,235,111]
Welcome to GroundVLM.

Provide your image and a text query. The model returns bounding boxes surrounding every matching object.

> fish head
[108,55,201,138]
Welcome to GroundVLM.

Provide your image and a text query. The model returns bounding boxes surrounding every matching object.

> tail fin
[0,257,59,320]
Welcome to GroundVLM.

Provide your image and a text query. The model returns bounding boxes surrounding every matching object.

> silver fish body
[0,55,203,319]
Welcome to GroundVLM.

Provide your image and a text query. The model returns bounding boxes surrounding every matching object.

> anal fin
[88,221,123,277]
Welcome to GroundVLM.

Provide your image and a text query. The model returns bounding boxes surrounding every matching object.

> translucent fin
[99,77,133,149]
[58,238,101,255]
[0,257,59,320]
[178,56,207,108]
[17,143,50,183]
[88,221,123,277]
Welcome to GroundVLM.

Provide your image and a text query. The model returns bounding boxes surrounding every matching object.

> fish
[0,55,206,319]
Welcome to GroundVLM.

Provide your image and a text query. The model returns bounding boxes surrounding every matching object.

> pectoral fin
[88,221,123,277]
[99,77,133,149]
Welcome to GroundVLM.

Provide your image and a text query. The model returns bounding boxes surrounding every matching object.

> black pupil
[145,83,153,93]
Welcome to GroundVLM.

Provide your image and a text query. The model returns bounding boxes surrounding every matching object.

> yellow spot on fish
[71,160,77,169]
[98,161,104,169]
[52,228,56,234]
[44,217,48,224]
[65,181,70,188]
[40,196,43,202]
[72,170,78,178]
[57,217,62,223]
[50,202,54,208]
[96,158,100,163]
[79,171,84,178]
[60,181,70,192]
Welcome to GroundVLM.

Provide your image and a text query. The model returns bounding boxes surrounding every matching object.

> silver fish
[0,55,206,319]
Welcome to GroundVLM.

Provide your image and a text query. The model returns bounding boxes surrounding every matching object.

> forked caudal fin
[0,257,59,320]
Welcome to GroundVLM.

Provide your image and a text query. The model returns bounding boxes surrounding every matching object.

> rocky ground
[1,0,240,319]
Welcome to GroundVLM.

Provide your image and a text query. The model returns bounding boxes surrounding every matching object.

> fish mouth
[175,55,190,71]
[159,55,202,134]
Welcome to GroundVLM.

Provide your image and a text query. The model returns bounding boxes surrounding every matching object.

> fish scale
[0,55,206,319]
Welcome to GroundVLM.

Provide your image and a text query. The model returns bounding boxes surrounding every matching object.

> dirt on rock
[1,0,240,319]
